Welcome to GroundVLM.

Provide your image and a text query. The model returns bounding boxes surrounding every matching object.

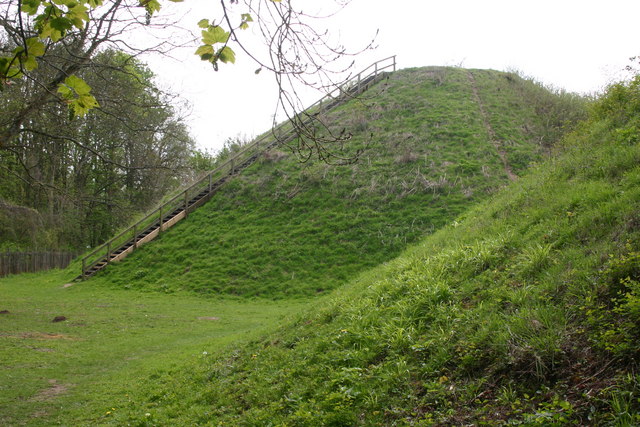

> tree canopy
[0,0,371,248]
[1,0,370,156]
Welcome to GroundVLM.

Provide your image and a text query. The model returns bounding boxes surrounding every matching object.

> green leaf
[87,0,102,7]
[197,19,210,29]
[57,75,99,117]
[65,75,92,96]
[21,0,42,15]
[217,46,235,64]
[201,26,229,45]
[12,45,25,56]
[1,56,23,79]
[70,16,85,29]
[142,0,161,15]
[75,93,99,112]
[48,26,66,42]
[69,93,99,117]
[68,4,89,27]
[57,83,73,99]
[195,45,214,59]
[240,13,253,29]
[50,17,73,32]
[25,38,46,57]
[38,23,54,41]
[0,57,11,77]
[22,55,38,71]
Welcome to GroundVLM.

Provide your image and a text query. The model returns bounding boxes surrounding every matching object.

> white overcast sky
[140,0,640,152]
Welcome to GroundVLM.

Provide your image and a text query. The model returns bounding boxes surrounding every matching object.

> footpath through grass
[0,271,309,425]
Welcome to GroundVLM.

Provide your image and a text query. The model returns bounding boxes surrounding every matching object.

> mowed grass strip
[0,270,309,425]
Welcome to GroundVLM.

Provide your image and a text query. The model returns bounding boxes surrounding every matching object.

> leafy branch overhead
[1,0,371,163]
[195,20,235,70]
[57,75,99,117]
[0,0,267,116]
[0,0,182,117]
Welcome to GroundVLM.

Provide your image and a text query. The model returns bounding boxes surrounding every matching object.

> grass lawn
[0,270,309,426]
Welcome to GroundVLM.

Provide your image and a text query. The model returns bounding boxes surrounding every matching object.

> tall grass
[87,73,640,425]
[92,67,582,299]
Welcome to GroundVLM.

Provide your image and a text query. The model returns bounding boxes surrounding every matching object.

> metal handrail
[80,56,396,278]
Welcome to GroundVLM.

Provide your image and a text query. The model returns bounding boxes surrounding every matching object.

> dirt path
[467,71,517,181]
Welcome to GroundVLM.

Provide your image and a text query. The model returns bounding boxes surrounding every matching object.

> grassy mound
[94,67,584,298]
[100,75,640,425]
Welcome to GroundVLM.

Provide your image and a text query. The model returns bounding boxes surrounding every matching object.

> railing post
[82,257,86,280]
[375,61,378,77]
[159,207,163,232]
[230,159,235,175]
[107,242,111,264]
[133,225,137,249]
[184,190,189,216]
[393,55,396,71]
[208,174,212,192]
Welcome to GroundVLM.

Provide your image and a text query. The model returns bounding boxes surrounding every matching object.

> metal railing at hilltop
[309,55,397,111]
[79,55,396,279]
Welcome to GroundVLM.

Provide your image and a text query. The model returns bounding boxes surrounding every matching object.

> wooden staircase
[78,56,396,280]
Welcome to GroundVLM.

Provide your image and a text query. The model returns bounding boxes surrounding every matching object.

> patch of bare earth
[29,379,73,420]
[30,379,72,402]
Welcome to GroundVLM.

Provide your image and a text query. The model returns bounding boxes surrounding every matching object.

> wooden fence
[0,251,77,277]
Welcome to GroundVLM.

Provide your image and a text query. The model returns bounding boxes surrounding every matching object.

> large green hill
[94,69,640,426]
[94,67,584,298]
[7,66,629,426]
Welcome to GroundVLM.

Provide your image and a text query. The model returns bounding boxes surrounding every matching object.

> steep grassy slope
[93,67,584,298]
[95,76,640,425]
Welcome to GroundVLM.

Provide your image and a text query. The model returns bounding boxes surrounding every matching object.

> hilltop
[93,67,585,298]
